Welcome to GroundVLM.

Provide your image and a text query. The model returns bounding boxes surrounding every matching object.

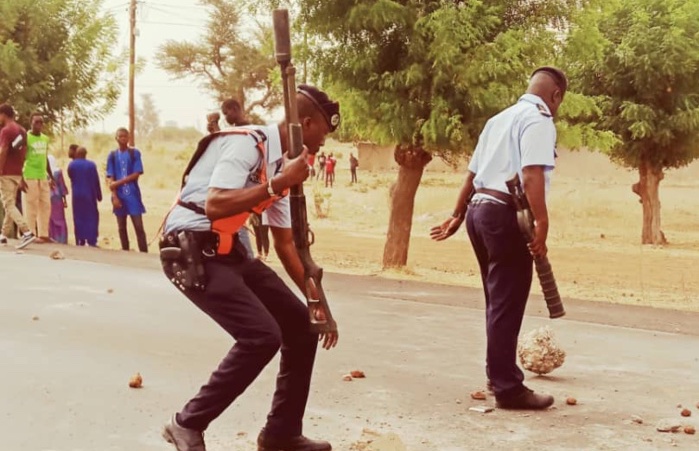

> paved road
[1,249,698,451]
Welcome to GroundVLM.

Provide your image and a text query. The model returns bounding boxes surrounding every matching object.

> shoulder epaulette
[536,103,552,118]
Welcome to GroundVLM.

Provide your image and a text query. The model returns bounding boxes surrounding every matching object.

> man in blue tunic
[431,67,567,410]
[68,146,102,246]
[106,128,148,252]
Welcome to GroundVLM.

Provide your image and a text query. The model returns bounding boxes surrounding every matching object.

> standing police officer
[161,85,339,451]
[431,67,567,410]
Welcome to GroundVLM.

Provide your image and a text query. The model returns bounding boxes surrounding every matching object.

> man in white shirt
[161,85,340,451]
[431,67,567,410]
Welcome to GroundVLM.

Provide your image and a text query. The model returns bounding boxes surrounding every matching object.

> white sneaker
[15,232,36,250]
[0,234,7,245]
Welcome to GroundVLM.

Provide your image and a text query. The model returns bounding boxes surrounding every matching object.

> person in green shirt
[22,113,54,242]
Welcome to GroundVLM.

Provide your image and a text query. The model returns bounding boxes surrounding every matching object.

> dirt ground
[55,140,699,311]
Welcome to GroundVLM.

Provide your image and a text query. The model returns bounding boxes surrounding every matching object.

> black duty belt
[474,188,514,208]
[160,230,244,260]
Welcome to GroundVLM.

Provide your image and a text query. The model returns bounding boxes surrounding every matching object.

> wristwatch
[267,178,278,198]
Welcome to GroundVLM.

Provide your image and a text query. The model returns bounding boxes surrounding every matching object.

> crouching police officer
[431,67,567,410]
[160,85,340,451]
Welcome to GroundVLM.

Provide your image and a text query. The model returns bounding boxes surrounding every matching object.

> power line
[145,5,204,26]
[128,0,136,145]
[140,20,202,28]
[103,0,129,9]
[105,3,130,12]
[146,1,211,11]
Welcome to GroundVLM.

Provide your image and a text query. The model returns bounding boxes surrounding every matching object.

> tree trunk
[637,160,667,245]
[238,88,246,112]
[382,144,432,268]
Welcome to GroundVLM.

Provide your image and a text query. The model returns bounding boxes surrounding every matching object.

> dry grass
[55,137,699,311]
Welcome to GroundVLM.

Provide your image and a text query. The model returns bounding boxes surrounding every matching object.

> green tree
[0,0,121,129]
[156,0,282,119]
[294,0,579,267]
[136,93,160,141]
[564,0,699,245]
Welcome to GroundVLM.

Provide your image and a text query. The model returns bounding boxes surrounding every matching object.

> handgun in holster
[159,232,207,291]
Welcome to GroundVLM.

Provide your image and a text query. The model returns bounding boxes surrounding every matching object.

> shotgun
[273,9,338,335]
[505,173,565,319]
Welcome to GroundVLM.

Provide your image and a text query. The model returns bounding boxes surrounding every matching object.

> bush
[313,186,332,219]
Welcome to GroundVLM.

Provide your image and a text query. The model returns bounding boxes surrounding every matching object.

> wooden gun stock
[273,9,338,335]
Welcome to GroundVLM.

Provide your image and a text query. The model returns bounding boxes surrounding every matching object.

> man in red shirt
[324,153,336,188]
[307,152,316,178]
[0,104,36,249]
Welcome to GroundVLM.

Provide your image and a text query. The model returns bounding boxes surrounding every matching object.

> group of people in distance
[0,102,147,252]
[0,105,60,249]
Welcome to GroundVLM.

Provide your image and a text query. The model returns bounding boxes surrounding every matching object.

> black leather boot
[257,430,331,451]
[496,388,554,410]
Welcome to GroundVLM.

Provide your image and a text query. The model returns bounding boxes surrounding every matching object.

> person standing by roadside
[106,128,148,252]
[316,151,326,181]
[68,146,102,247]
[221,99,250,128]
[23,113,54,243]
[249,211,270,261]
[47,155,69,244]
[0,104,35,249]
[324,153,336,188]
[349,153,359,184]
[307,152,316,179]
[68,143,79,160]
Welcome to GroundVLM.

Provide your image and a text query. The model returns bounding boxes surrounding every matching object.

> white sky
[97,0,222,134]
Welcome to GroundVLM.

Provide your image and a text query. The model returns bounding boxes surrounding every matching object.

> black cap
[298,84,341,132]
[531,66,568,92]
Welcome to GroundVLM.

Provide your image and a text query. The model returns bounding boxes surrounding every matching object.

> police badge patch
[330,113,341,128]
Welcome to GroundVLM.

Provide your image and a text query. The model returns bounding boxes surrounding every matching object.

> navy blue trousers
[466,200,533,398]
[169,257,318,437]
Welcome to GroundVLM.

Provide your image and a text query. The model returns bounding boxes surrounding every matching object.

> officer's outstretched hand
[312,305,339,350]
[307,281,339,350]
[430,216,464,241]
[280,146,311,188]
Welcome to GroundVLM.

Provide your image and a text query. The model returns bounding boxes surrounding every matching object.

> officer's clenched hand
[528,223,548,258]
[279,146,311,188]
[429,217,463,241]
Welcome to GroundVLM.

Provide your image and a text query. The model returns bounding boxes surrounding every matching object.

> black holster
[160,231,208,291]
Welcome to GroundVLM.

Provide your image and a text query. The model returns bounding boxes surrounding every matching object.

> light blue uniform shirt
[468,94,557,202]
[165,124,291,258]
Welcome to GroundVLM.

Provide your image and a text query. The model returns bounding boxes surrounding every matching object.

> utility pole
[128,0,137,146]
[303,31,308,85]
[60,109,64,153]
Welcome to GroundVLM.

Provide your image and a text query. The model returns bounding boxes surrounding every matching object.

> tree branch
[246,89,274,113]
